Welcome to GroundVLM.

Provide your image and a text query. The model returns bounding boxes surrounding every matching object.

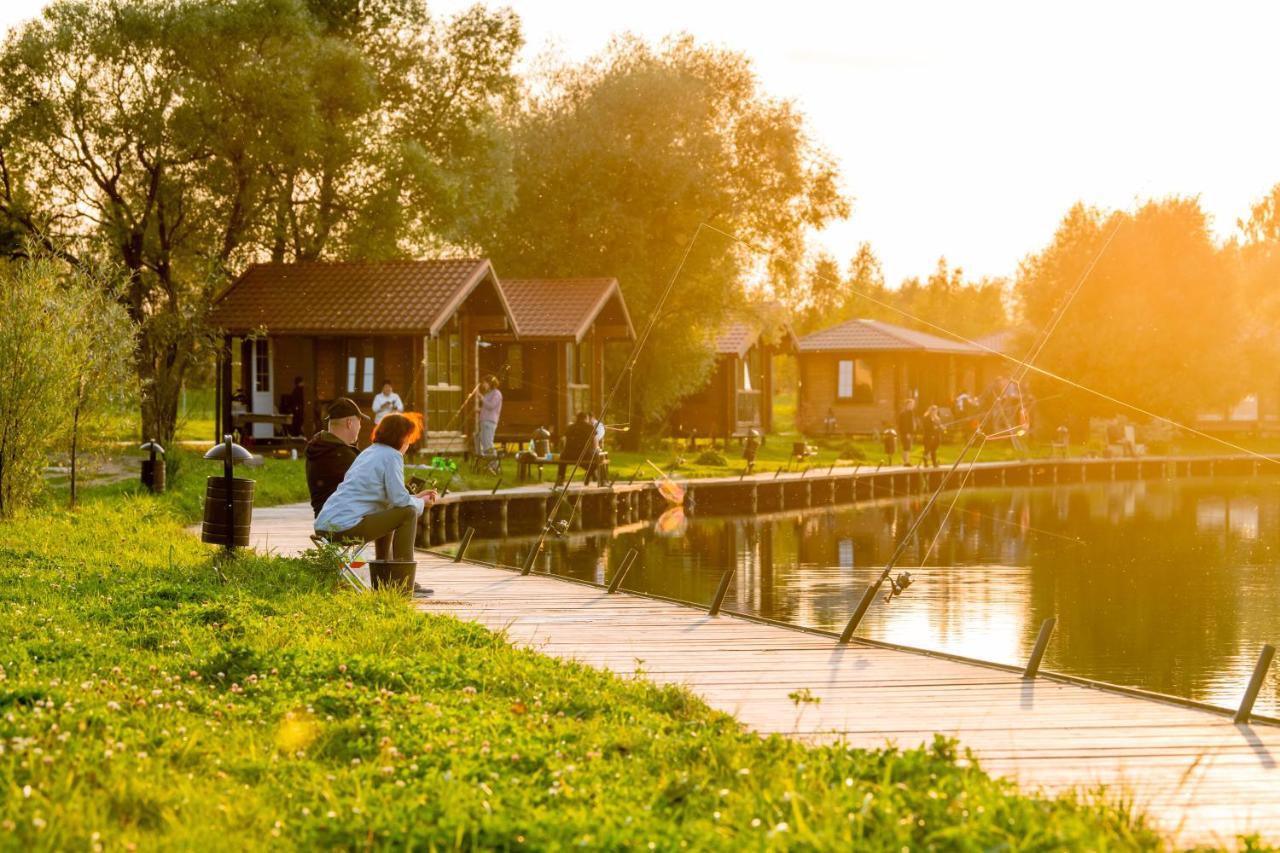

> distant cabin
[671,320,795,440]
[482,278,634,440]
[207,260,633,450]
[796,319,1002,434]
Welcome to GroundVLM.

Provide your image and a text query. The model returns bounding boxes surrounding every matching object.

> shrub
[695,449,728,466]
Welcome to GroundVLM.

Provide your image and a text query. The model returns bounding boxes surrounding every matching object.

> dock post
[709,567,736,616]
[1234,644,1276,724]
[607,548,639,594]
[1022,618,1057,678]
[453,527,475,563]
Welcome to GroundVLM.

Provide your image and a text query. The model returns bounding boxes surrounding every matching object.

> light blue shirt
[315,443,423,533]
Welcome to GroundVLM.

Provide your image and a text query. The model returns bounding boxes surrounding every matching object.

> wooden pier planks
[248,502,1280,848]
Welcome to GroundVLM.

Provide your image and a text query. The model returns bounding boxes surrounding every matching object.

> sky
[5,0,1280,285]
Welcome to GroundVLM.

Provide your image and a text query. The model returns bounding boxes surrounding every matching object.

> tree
[484,35,848,443]
[1014,198,1241,426]
[61,273,136,506]
[791,246,1008,339]
[0,0,522,443]
[0,255,133,516]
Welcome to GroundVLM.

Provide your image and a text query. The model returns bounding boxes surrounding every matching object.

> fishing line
[697,222,1280,469]
[521,224,710,573]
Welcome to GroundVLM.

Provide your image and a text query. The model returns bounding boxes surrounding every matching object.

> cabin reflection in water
[468,477,1280,717]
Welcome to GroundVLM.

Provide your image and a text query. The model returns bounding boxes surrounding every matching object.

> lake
[467,476,1280,717]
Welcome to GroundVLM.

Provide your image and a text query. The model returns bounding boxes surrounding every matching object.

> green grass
[0,496,1180,851]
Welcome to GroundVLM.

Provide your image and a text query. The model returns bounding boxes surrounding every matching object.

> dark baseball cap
[326,398,370,421]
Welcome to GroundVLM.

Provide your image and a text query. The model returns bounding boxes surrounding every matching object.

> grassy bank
[0,495,1179,850]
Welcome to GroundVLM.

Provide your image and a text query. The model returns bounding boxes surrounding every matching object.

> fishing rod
[831,215,1127,641]
[521,225,709,574]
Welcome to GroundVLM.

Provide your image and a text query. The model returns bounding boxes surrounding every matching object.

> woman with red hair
[315,413,436,562]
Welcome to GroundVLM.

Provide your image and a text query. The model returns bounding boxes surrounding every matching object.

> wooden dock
[249,501,1280,848]
[413,454,1273,546]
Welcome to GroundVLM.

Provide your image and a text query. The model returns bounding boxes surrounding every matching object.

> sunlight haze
[5,0,1278,284]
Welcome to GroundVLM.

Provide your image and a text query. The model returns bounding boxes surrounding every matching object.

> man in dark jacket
[896,397,918,466]
[555,412,600,486]
[305,398,367,517]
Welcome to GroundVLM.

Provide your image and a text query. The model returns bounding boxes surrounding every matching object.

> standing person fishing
[921,404,943,467]
[896,397,918,466]
[475,375,503,471]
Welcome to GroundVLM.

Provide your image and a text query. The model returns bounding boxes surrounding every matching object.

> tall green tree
[1014,198,1241,426]
[791,246,1007,339]
[484,35,847,443]
[0,0,522,443]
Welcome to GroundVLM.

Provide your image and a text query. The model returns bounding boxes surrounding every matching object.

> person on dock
[315,413,437,564]
[372,380,404,425]
[896,398,918,466]
[475,375,503,470]
[556,411,601,486]
[304,397,367,517]
[285,376,306,436]
[921,404,943,467]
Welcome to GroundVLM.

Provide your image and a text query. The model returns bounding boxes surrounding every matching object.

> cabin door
[250,338,274,438]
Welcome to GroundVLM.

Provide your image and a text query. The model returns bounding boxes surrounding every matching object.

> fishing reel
[883,571,913,603]
[549,519,570,538]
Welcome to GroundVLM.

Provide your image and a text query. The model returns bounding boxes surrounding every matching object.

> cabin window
[741,348,764,392]
[426,319,463,432]
[344,339,375,394]
[566,340,591,418]
[482,342,529,401]
[837,358,873,403]
[253,339,270,392]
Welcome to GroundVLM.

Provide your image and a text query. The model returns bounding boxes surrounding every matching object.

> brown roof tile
[797,319,980,354]
[714,322,758,357]
[209,259,511,335]
[500,278,635,341]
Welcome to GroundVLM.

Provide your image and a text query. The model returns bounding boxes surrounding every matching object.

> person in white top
[371,380,403,424]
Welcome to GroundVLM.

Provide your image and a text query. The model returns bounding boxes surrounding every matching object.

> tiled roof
[209,259,513,335]
[974,329,1017,355]
[500,278,634,342]
[714,322,758,357]
[797,319,981,354]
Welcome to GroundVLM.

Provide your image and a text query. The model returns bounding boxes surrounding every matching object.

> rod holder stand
[1023,617,1057,679]
[838,580,881,644]
[453,527,475,563]
[607,548,639,594]
[709,567,736,617]
[1234,643,1275,724]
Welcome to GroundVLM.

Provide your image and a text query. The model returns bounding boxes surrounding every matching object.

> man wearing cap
[305,398,368,517]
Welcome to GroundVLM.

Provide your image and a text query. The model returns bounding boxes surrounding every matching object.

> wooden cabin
[206,259,518,448]
[796,319,992,435]
[671,321,793,440]
[486,278,635,442]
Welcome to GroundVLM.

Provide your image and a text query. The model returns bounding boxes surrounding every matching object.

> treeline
[0,0,1273,444]
[781,190,1280,430]
[0,0,845,443]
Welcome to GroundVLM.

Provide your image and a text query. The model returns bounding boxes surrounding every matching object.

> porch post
[219,335,234,440]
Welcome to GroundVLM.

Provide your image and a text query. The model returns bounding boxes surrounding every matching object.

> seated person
[315,413,436,562]
[304,397,367,517]
[556,411,601,486]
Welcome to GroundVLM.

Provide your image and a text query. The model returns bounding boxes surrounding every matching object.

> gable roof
[712,321,798,358]
[209,259,516,336]
[714,322,758,357]
[500,278,635,342]
[796,318,981,355]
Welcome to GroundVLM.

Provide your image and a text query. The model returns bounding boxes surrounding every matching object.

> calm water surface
[469,476,1280,717]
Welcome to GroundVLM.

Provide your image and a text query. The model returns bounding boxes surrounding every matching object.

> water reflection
[469,477,1280,716]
